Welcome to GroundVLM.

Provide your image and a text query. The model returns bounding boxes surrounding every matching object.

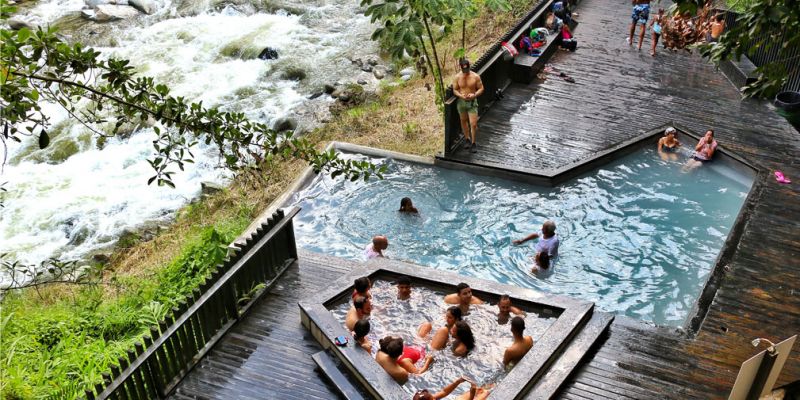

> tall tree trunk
[461,20,466,56]
[422,13,446,105]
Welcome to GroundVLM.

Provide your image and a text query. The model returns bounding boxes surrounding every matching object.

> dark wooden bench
[720,55,759,90]
[511,31,564,84]
[312,350,367,400]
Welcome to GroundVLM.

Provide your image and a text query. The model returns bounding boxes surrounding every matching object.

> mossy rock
[280,66,307,81]
[234,86,258,98]
[219,41,262,60]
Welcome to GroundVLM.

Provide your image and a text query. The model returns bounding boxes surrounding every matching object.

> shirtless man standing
[452,58,484,153]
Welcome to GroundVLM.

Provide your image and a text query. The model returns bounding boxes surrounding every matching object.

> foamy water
[1,0,378,285]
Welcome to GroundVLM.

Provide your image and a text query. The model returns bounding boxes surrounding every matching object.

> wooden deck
[168,0,799,398]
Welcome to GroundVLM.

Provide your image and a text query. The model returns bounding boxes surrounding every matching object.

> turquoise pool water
[290,148,753,326]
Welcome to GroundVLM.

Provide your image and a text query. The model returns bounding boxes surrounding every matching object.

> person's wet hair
[447,306,463,321]
[715,13,724,22]
[538,252,551,269]
[511,316,525,334]
[378,336,393,353]
[706,129,715,137]
[399,197,413,211]
[386,337,404,358]
[459,58,470,69]
[413,389,435,400]
[456,282,470,295]
[354,318,370,340]
[454,321,475,351]
[354,277,370,294]
[353,295,368,311]
[500,294,511,302]
[397,276,411,286]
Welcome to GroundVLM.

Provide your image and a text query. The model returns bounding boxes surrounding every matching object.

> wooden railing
[85,207,300,400]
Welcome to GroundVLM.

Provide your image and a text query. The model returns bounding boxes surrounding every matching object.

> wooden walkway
[169,0,800,399]
[168,254,348,400]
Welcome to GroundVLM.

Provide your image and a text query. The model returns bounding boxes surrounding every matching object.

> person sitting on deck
[503,316,534,367]
[364,235,389,260]
[657,127,681,161]
[451,321,476,357]
[345,295,372,331]
[418,306,463,350]
[552,1,573,26]
[413,377,492,400]
[683,129,718,171]
[399,197,420,214]
[397,276,412,300]
[352,276,372,301]
[497,294,525,324]
[513,220,560,272]
[444,283,483,314]
[376,336,433,384]
[353,318,372,353]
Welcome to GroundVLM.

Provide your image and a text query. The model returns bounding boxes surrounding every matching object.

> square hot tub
[299,257,597,399]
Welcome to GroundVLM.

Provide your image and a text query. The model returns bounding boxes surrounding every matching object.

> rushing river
[1,0,379,284]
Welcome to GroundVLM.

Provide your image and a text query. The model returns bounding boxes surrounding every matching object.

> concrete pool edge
[298,256,602,400]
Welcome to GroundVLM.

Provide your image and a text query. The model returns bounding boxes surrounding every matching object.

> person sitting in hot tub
[503,316,533,367]
[418,306,463,350]
[451,321,476,357]
[353,318,372,353]
[364,235,389,259]
[376,336,433,384]
[444,282,483,314]
[657,127,681,161]
[683,129,718,172]
[512,220,559,272]
[497,294,525,324]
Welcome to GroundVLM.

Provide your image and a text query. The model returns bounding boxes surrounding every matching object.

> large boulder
[7,19,35,31]
[271,116,298,132]
[257,47,278,60]
[128,0,156,14]
[84,4,140,21]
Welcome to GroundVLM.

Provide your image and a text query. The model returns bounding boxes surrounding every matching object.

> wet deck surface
[170,0,800,398]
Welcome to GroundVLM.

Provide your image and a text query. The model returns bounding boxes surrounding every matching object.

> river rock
[271,116,297,132]
[257,47,278,60]
[323,83,336,94]
[201,181,225,196]
[399,67,415,78]
[357,79,368,85]
[92,253,111,264]
[367,57,379,66]
[401,74,412,82]
[128,0,156,14]
[7,19,35,30]
[372,66,386,80]
[360,64,372,73]
[88,4,141,21]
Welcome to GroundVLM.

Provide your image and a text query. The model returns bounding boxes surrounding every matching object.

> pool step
[525,311,615,400]
[312,349,368,400]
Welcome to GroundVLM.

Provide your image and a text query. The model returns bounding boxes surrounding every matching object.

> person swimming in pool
[444,283,483,314]
[513,220,559,272]
[657,127,681,161]
[683,129,718,172]
[418,306,463,350]
[399,197,420,214]
[365,235,389,259]
[352,276,372,301]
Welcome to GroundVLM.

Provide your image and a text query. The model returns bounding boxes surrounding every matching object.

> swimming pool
[328,280,557,395]
[290,147,753,326]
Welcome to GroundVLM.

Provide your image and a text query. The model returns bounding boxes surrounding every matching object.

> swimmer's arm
[471,296,484,304]
[433,377,468,399]
[511,306,525,316]
[444,293,459,304]
[416,355,434,375]
[694,140,705,151]
[706,144,716,158]
[513,232,540,245]
[502,347,514,366]
[657,138,664,152]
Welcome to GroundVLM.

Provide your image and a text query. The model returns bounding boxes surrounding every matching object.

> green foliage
[0,214,250,399]
[678,0,800,98]
[0,0,381,191]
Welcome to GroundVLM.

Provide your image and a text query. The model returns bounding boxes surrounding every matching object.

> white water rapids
[1,0,379,285]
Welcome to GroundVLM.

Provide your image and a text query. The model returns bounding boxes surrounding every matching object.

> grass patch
[0,2,535,398]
